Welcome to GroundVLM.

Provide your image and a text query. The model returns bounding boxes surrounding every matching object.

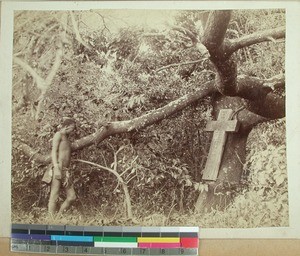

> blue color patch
[51,235,93,242]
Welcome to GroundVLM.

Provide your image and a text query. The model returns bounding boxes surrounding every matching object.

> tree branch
[13,57,46,91]
[74,159,133,219]
[227,26,285,54]
[236,75,285,119]
[90,10,110,34]
[16,71,285,163]
[17,81,216,163]
[75,159,123,184]
[45,44,63,85]
[236,108,268,132]
[169,24,198,46]
[69,11,91,50]
[14,33,64,119]
[263,73,285,90]
[143,32,168,38]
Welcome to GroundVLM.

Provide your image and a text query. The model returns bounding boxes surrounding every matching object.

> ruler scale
[11,224,199,255]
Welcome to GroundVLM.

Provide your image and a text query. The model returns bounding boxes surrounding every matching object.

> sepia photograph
[10,8,288,228]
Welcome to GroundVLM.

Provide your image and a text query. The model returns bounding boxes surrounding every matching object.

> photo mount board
[0,0,300,239]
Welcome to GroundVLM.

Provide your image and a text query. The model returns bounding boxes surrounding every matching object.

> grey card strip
[103,226,123,232]
[122,226,143,233]
[47,225,65,231]
[84,226,104,232]
[66,225,84,232]
[12,224,29,230]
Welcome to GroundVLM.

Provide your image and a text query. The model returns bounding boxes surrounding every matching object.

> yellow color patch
[137,237,180,243]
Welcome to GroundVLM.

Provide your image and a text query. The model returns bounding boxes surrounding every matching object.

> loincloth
[42,165,73,188]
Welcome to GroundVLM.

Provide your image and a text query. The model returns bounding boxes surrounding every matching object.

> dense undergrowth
[11,9,287,227]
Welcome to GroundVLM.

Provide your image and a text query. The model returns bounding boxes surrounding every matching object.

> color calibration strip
[11,224,199,255]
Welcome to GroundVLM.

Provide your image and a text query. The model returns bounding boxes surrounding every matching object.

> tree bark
[194,11,285,212]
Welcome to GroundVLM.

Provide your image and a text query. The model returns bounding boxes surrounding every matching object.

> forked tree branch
[14,41,63,92]
[14,37,64,119]
[200,11,237,95]
[91,11,110,34]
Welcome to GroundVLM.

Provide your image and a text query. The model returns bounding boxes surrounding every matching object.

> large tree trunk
[194,10,285,212]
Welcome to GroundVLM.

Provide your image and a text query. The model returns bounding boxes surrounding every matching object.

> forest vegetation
[12,9,287,227]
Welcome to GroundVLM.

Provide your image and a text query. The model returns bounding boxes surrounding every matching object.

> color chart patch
[11,224,199,255]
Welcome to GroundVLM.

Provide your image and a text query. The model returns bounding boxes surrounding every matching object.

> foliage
[232,10,285,78]
[11,9,287,227]
[140,119,288,228]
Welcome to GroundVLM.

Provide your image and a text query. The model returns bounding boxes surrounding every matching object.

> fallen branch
[16,73,285,164]
[16,81,216,163]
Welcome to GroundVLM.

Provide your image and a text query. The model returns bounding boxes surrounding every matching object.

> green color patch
[94,236,137,243]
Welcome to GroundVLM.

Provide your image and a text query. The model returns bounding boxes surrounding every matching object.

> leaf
[185,179,192,187]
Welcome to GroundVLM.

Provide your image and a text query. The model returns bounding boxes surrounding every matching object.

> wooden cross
[202,109,240,181]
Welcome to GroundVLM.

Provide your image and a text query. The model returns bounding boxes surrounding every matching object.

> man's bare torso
[58,133,71,168]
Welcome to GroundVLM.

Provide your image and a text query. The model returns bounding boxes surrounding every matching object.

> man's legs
[48,178,61,215]
[58,184,76,215]
[53,163,62,180]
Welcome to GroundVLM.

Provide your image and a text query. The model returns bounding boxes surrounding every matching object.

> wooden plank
[202,109,239,181]
[204,119,239,132]
[202,130,228,181]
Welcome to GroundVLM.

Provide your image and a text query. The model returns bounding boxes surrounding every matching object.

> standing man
[43,117,77,216]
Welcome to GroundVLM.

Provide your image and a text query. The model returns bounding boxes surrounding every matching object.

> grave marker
[202,109,240,181]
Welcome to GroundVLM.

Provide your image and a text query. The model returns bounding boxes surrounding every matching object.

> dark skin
[48,123,76,216]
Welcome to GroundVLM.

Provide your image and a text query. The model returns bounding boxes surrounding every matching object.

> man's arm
[52,132,61,168]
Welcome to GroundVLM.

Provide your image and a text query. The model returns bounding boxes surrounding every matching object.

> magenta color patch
[138,242,181,248]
